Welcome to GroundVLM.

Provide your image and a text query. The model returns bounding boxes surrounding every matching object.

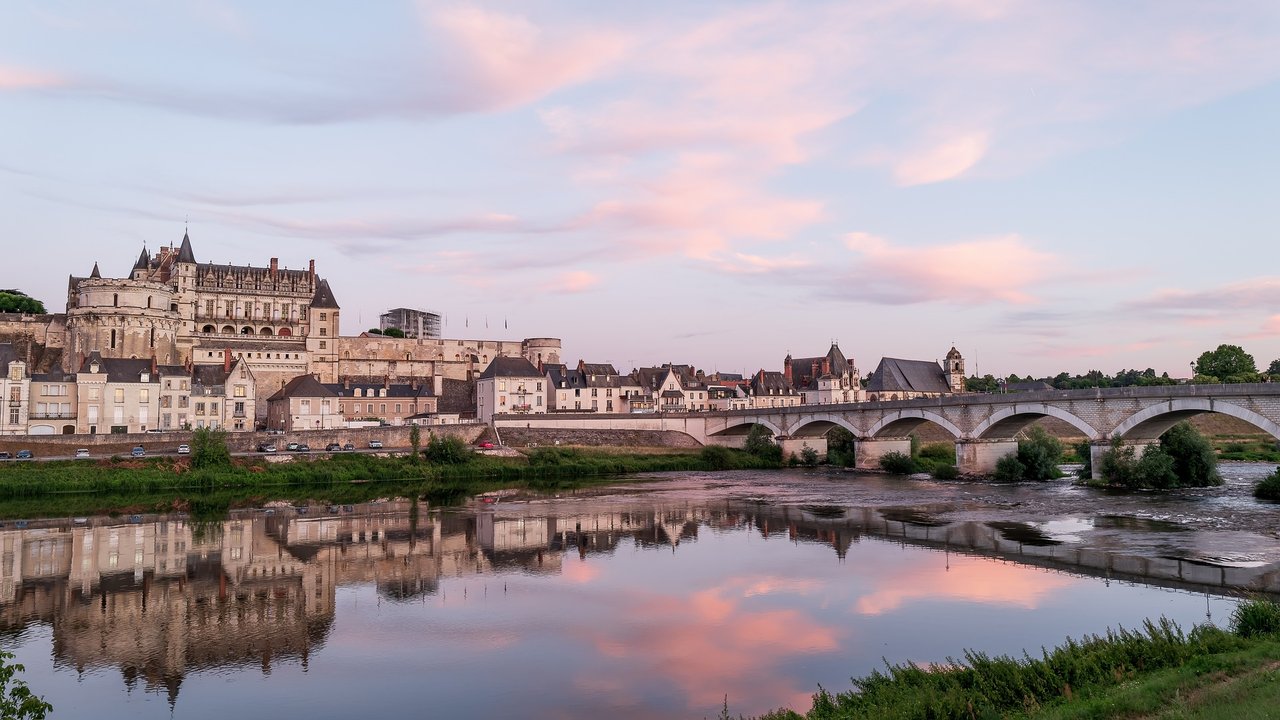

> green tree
[826,427,856,467]
[1014,426,1064,480]
[367,328,384,335]
[383,327,406,338]
[0,650,52,719]
[1160,421,1221,487]
[743,425,782,464]
[424,434,471,464]
[800,444,819,467]
[408,424,421,464]
[190,427,231,469]
[1268,358,1280,376]
[1193,344,1258,383]
[0,290,46,314]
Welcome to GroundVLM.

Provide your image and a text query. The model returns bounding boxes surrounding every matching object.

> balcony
[29,412,75,420]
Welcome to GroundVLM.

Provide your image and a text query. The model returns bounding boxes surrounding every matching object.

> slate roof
[177,232,196,263]
[89,262,101,279]
[133,247,150,272]
[310,278,339,309]
[786,343,853,390]
[750,370,797,396]
[0,343,18,368]
[326,380,433,398]
[77,354,161,383]
[866,358,950,394]
[478,355,541,380]
[267,374,335,401]
[191,339,307,353]
[437,378,476,415]
[191,365,232,387]
[1006,381,1053,393]
[579,362,618,377]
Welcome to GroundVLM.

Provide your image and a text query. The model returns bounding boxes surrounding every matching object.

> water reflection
[0,485,1274,719]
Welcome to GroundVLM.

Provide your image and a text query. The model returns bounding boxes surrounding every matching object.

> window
[8,408,17,424]
[139,389,149,403]
[209,403,219,415]
[379,403,386,414]
[499,380,506,391]
[395,403,402,413]
[110,329,117,349]
[319,327,327,336]
[320,312,327,321]
[301,400,311,412]
[536,396,542,407]
[205,299,214,316]
[319,341,326,349]
[195,403,205,415]
[234,385,246,398]
[537,382,542,392]
[114,388,124,403]
[366,403,373,414]
[89,388,100,400]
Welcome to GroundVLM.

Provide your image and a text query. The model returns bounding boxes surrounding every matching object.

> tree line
[967,344,1280,392]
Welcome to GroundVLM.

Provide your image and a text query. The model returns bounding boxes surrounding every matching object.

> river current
[2,464,1277,718]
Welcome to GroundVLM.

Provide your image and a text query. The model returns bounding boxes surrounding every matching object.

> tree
[383,327,406,338]
[1193,344,1258,382]
[408,424,421,464]
[826,427,856,467]
[190,427,231,470]
[744,425,782,464]
[367,328,384,335]
[1160,421,1221,487]
[0,650,52,719]
[0,290,46,314]
[1014,426,1064,480]
[1268,359,1280,376]
[800,444,819,467]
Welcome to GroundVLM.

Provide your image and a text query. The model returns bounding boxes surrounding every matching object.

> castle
[0,231,560,426]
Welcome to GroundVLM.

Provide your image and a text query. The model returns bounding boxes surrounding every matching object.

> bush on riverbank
[1255,466,1280,501]
[756,599,1280,720]
[991,427,1065,483]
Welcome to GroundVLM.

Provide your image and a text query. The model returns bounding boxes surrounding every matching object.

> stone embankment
[497,427,701,449]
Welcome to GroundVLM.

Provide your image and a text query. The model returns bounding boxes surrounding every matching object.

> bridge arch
[971,403,1100,441]
[866,410,962,439]
[788,413,860,438]
[1111,398,1280,442]
[709,418,785,439]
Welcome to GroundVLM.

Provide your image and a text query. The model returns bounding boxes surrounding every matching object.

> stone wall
[496,427,701,449]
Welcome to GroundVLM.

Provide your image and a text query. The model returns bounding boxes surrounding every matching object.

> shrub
[423,435,472,465]
[744,425,783,465]
[918,443,954,462]
[408,424,421,465]
[800,445,819,467]
[787,452,799,467]
[699,445,733,470]
[993,454,1026,482]
[826,427,856,467]
[1255,466,1280,501]
[878,451,917,475]
[1132,445,1178,489]
[190,427,231,470]
[1015,426,1064,480]
[932,464,960,480]
[1074,440,1094,479]
[1230,598,1280,638]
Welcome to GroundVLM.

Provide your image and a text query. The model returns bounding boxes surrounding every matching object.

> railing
[29,413,75,420]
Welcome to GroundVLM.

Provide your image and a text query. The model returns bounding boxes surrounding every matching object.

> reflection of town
[2,497,1278,705]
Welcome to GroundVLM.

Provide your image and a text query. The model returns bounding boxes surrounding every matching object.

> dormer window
[90,362,100,373]
[141,372,150,382]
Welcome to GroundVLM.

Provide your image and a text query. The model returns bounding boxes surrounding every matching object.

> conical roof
[177,231,196,263]
[133,247,150,271]
[89,262,101,279]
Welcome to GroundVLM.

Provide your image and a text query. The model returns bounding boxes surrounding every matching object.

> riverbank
[0,445,774,519]
[751,600,1280,720]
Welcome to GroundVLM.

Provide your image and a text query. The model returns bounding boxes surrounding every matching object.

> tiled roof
[437,378,475,414]
[0,343,18,368]
[310,278,339,309]
[268,374,335,401]
[78,355,161,384]
[177,232,196,263]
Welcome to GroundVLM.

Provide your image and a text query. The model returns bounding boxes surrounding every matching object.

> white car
[75,448,90,459]
[177,444,190,455]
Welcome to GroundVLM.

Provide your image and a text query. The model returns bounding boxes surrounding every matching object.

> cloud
[0,65,64,90]
[833,232,1061,305]
[854,555,1076,616]
[1127,278,1280,313]
[540,271,600,294]
[892,131,990,185]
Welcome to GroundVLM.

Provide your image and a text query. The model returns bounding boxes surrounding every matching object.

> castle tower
[945,346,965,393]
[305,278,340,381]
[66,278,180,364]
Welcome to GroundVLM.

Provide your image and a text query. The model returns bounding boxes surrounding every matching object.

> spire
[133,246,150,272]
[176,230,196,263]
[90,262,101,279]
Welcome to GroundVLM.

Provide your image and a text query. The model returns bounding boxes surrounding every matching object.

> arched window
[147,296,152,309]
[241,326,252,335]
[261,327,273,336]
[202,325,214,334]
[277,328,291,337]
[110,329,116,348]
[221,325,235,335]
[112,293,118,307]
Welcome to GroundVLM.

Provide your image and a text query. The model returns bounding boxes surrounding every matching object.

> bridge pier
[854,437,912,470]
[955,439,1019,476]
[779,436,826,461]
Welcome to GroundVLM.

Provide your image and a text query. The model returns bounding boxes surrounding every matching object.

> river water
[2,464,1278,719]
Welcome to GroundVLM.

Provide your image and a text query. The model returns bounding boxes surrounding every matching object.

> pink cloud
[840,232,1060,304]
[541,270,600,294]
[421,3,630,111]
[892,131,990,186]
[0,65,63,90]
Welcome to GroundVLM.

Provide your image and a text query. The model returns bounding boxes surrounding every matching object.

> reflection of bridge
[495,383,1280,475]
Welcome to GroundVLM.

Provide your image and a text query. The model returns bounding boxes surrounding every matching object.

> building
[27,369,76,436]
[864,347,966,401]
[749,370,801,408]
[379,308,441,339]
[331,378,437,426]
[476,356,545,423]
[188,357,257,431]
[0,344,29,435]
[783,343,864,405]
[265,375,341,431]
[74,353,161,434]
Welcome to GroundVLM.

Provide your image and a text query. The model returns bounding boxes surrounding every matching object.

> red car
[479,442,494,449]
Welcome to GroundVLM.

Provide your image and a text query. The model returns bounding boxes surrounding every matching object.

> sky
[2,1,1279,379]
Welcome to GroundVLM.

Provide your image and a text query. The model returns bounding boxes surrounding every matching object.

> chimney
[343,376,350,390]
[270,257,278,277]
[383,374,390,389]
[151,355,158,375]
[411,378,418,391]
[783,355,792,380]
[433,369,443,396]
[308,259,315,280]
[822,357,831,375]
[224,348,231,373]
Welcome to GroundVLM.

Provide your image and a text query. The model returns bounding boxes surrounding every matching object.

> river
[2,463,1277,719]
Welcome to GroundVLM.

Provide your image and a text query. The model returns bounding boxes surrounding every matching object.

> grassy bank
[0,445,776,518]
[750,600,1280,720]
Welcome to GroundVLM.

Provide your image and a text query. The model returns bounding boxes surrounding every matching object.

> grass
[1212,435,1280,463]
[749,599,1280,720]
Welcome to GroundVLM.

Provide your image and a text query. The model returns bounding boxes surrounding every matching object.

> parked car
[368,440,383,449]
[342,443,355,452]
[297,444,311,452]
[130,446,146,458]
[478,442,494,449]
[286,442,300,452]
[0,452,11,460]
[75,448,91,458]
[258,443,277,453]
[16,450,33,460]
[177,444,190,455]
[325,443,342,452]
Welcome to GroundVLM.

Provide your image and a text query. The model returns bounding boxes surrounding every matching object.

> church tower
[945,346,965,393]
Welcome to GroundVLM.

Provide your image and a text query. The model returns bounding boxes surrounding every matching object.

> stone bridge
[494,383,1280,476]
